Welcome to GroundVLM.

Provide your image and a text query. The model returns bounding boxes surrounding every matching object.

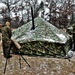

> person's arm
[7,27,12,39]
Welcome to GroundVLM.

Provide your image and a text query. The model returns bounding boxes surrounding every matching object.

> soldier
[72,24,75,51]
[0,21,12,58]
[69,24,75,51]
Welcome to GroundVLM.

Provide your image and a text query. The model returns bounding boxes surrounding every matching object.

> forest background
[0,0,75,28]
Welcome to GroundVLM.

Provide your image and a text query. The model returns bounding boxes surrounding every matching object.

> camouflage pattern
[0,25,12,58]
[19,41,70,57]
[67,24,75,51]
[67,24,75,34]
[12,17,70,57]
[72,24,75,51]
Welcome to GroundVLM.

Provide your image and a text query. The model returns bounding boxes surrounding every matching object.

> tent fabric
[11,17,70,57]
[12,17,70,44]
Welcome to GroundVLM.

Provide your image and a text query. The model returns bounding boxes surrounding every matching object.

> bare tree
[1,0,20,22]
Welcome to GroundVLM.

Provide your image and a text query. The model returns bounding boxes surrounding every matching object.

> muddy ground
[0,42,75,75]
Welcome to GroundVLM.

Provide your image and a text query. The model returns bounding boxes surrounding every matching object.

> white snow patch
[37,0,46,5]
[43,38,55,42]
[0,3,7,9]
[10,12,16,18]
[44,7,50,15]
[0,14,3,18]
[56,3,62,7]
[56,34,67,42]
[66,50,73,58]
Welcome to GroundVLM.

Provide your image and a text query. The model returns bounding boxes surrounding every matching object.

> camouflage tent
[12,17,70,57]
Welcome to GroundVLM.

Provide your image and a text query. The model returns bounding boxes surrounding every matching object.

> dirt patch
[0,55,75,75]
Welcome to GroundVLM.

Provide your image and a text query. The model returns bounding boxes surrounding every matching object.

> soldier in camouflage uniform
[69,24,75,51]
[0,21,12,58]
[72,24,75,51]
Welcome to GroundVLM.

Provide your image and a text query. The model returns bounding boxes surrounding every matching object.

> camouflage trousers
[2,39,11,58]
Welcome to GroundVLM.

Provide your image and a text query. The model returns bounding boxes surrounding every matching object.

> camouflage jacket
[0,25,12,41]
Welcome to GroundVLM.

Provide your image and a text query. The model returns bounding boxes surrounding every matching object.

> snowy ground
[0,42,75,75]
